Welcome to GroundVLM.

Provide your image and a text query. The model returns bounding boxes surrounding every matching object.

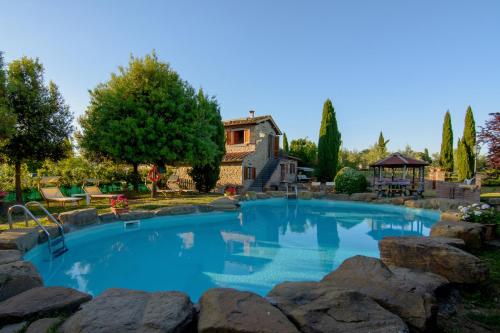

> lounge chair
[82,179,120,202]
[146,183,176,197]
[167,175,196,193]
[39,177,83,207]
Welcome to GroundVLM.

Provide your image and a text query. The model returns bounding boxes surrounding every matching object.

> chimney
[249,110,255,118]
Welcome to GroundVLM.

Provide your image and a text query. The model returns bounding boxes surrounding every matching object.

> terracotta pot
[111,207,129,215]
[483,223,497,241]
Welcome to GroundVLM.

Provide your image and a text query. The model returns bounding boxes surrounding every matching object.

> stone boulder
[325,193,350,201]
[0,230,38,252]
[198,288,299,333]
[60,288,194,333]
[298,191,313,200]
[312,191,326,199]
[118,210,155,221]
[266,191,286,198]
[0,322,26,333]
[0,261,43,302]
[25,317,60,333]
[255,192,270,199]
[430,237,466,249]
[430,221,485,250]
[209,196,240,211]
[486,197,500,212]
[98,212,120,223]
[37,225,70,244]
[58,208,98,226]
[440,211,461,222]
[0,250,22,265]
[379,237,489,284]
[0,287,91,325]
[196,205,215,213]
[268,281,409,333]
[404,198,469,212]
[154,205,196,216]
[321,255,448,331]
[350,192,378,202]
[244,191,258,201]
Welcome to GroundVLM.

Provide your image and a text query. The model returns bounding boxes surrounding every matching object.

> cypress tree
[283,133,289,154]
[456,138,471,181]
[376,131,389,158]
[317,99,341,181]
[462,106,476,176]
[439,111,454,172]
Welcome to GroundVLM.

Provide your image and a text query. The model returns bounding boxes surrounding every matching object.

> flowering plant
[0,191,8,198]
[111,195,129,209]
[224,186,236,196]
[458,203,497,224]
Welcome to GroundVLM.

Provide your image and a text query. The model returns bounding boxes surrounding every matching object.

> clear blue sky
[1,0,498,153]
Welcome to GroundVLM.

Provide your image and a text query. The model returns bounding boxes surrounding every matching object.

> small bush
[334,167,368,194]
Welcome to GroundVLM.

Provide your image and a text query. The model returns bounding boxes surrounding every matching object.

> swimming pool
[25,199,440,300]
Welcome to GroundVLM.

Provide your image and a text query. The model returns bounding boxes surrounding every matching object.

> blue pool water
[25,199,440,300]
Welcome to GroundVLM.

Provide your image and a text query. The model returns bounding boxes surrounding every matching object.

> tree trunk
[15,161,23,203]
[132,163,140,192]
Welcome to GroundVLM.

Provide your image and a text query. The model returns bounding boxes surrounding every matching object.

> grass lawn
[481,186,500,199]
[0,192,222,231]
[440,247,500,333]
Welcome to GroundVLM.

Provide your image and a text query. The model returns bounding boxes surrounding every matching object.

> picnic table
[375,179,412,197]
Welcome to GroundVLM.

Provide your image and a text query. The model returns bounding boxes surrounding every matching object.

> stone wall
[266,158,298,189]
[218,164,243,188]
[436,181,481,203]
[240,121,278,190]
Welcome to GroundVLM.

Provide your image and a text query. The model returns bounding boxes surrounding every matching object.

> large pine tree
[462,106,476,176]
[439,111,454,172]
[317,99,341,181]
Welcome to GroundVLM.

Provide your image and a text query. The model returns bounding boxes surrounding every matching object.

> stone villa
[177,111,298,192]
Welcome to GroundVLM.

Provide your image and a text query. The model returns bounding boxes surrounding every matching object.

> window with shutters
[244,166,256,180]
[226,128,250,145]
[290,164,296,174]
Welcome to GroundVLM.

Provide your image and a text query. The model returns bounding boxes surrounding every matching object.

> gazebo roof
[369,153,429,168]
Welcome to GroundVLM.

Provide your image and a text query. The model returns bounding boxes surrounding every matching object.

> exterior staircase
[247,159,280,192]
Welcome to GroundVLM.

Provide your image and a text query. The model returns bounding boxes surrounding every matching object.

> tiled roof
[222,151,253,162]
[223,115,281,135]
[369,153,429,167]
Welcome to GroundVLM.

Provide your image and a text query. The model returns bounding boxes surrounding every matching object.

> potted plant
[224,186,236,197]
[458,203,498,240]
[110,195,129,215]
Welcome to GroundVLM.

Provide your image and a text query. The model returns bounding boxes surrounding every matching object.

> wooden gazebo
[369,153,429,197]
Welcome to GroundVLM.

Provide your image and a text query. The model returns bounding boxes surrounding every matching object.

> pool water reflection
[25,199,440,300]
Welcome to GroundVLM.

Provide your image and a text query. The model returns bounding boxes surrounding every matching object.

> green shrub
[334,167,368,194]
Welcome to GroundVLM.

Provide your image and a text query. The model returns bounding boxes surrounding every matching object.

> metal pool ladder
[7,201,68,258]
[286,183,298,199]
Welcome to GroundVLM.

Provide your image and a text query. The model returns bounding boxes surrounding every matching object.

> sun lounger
[146,183,176,197]
[39,177,83,207]
[83,185,119,203]
[165,175,196,193]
